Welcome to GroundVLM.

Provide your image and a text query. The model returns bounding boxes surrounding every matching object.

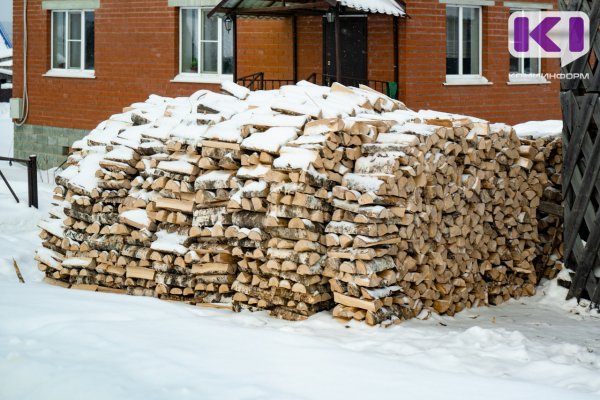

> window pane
[509,55,520,73]
[181,9,198,73]
[524,56,540,74]
[462,7,480,75]
[85,12,95,70]
[202,41,218,73]
[202,10,218,41]
[69,41,82,69]
[52,12,66,69]
[69,12,82,40]
[222,22,233,75]
[446,6,459,75]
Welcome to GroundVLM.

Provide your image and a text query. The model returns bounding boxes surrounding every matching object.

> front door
[323,15,368,87]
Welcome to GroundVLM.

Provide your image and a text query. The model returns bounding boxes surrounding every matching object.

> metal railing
[237,72,318,91]
[237,71,397,99]
[0,155,38,208]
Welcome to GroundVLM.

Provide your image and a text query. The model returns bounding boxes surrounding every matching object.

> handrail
[236,72,396,97]
[0,156,30,163]
[237,72,264,90]
[0,155,38,208]
[238,72,318,91]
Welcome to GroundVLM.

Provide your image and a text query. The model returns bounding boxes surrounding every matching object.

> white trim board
[439,0,495,6]
[42,0,100,10]
[503,1,553,9]
[169,0,220,6]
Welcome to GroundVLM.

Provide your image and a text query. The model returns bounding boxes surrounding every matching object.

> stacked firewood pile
[519,135,563,280]
[37,81,559,325]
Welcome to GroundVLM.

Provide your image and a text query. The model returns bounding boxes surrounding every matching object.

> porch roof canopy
[208,0,406,17]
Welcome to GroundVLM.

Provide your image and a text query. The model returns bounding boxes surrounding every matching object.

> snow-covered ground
[0,102,12,157]
[1,113,599,400]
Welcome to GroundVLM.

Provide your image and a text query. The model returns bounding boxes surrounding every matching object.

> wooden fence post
[560,0,600,305]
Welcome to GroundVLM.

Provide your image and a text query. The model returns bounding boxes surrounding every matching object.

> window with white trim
[51,10,94,71]
[446,5,482,76]
[179,8,233,81]
[509,10,542,79]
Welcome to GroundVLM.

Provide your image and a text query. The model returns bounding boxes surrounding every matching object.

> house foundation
[14,124,88,169]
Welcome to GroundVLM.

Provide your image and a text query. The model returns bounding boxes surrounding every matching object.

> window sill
[507,76,550,85]
[171,73,234,84]
[43,69,96,79]
[444,76,493,86]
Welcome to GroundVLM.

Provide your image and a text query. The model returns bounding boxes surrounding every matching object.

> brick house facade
[11,0,560,168]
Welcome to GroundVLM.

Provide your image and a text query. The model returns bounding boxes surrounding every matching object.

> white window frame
[172,7,233,84]
[507,9,549,85]
[444,5,491,86]
[45,9,95,79]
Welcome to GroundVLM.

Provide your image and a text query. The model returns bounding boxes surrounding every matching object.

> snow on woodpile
[514,120,562,138]
[37,82,554,325]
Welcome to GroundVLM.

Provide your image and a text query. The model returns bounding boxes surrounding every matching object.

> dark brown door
[323,15,368,87]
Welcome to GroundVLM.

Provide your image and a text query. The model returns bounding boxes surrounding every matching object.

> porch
[209,0,405,98]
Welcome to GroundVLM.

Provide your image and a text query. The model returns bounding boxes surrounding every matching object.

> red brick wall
[11,1,296,131]
[236,16,293,80]
[12,0,561,131]
[400,0,561,124]
[12,0,213,130]
[297,16,323,81]
[368,15,395,83]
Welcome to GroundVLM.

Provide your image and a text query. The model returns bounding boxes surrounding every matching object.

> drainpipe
[334,5,341,83]
[393,15,399,99]
[15,0,29,127]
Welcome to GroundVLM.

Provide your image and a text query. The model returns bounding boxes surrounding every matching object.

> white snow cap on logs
[241,127,299,153]
[221,81,251,100]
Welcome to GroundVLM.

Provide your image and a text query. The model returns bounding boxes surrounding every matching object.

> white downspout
[15,0,28,127]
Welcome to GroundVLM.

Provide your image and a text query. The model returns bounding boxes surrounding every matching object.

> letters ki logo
[508,11,590,67]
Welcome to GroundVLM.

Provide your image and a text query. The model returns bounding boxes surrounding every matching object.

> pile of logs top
[518,134,563,280]
[36,80,558,325]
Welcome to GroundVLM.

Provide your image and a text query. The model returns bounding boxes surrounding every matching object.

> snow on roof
[0,48,10,59]
[212,0,404,16]
[339,0,405,16]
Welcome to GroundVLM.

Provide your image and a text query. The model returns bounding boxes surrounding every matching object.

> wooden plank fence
[560,0,600,306]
